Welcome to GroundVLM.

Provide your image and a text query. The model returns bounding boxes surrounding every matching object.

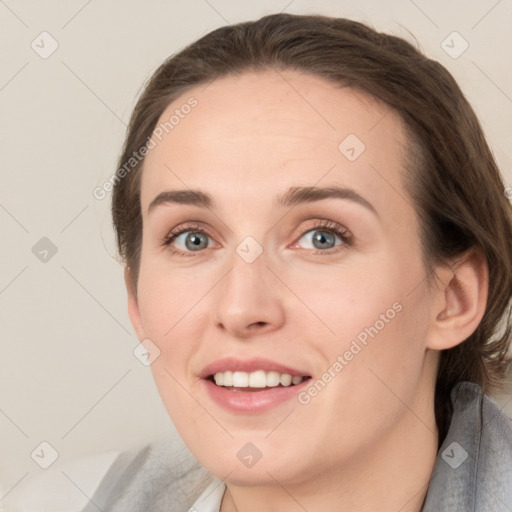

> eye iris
[312,230,335,249]
[185,232,208,250]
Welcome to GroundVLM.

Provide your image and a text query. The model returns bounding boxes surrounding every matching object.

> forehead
[141,70,411,219]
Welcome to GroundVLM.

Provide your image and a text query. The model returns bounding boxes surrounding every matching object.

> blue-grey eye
[298,229,342,250]
[174,231,210,251]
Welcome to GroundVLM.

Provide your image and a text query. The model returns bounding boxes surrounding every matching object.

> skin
[125,70,488,512]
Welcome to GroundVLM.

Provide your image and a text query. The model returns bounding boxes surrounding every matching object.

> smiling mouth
[208,370,311,391]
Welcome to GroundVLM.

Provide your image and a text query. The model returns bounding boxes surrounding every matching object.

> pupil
[313,231,334,249]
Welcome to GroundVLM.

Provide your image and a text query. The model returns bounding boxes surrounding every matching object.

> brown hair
[112,13,512,444]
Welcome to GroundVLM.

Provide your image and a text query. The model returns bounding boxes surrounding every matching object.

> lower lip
[202,378,309,413]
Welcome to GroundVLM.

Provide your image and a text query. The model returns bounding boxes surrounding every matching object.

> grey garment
[422,381,512,511]
[82,441,214,512]
[87,381,512,512]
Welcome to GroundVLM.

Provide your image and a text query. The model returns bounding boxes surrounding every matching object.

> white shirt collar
[189,479,226,512]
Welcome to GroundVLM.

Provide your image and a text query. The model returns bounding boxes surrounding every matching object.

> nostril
[249,321,267,329]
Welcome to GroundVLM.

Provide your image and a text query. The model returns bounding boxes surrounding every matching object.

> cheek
[287,252,429,391]
[306,281,430,438]
[135,269,202,393]
[282,256,407,345]
[136,254,213,338]
[294,304,429,459]
[137,270,205,426]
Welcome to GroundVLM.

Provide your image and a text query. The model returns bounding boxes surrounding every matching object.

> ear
[425,248,489,351]
[124,266,146,341]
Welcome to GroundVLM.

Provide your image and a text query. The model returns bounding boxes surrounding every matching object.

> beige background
[1,0,511,503]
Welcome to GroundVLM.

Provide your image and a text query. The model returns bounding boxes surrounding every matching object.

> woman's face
[128,70,440,486]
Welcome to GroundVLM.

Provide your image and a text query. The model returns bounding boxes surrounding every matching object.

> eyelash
[162,220,353,258]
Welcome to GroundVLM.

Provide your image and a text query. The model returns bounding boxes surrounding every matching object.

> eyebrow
[147,185,378,217]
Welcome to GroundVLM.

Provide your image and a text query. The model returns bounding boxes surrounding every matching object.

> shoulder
[423,381,512,511]
[87,439,214,512]
[3,438,214,512]
[450,381,512,456]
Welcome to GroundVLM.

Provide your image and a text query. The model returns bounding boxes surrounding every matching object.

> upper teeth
[213,371,304,388]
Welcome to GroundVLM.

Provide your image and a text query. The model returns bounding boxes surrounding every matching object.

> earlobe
[124,267,146,341]
[426,248,489,351]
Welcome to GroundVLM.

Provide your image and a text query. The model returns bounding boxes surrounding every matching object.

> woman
[95,13,511,511]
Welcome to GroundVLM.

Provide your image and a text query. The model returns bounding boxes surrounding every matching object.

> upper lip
[199,357,310,379]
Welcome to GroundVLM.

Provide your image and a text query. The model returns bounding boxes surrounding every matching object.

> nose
[211,251,286,339]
